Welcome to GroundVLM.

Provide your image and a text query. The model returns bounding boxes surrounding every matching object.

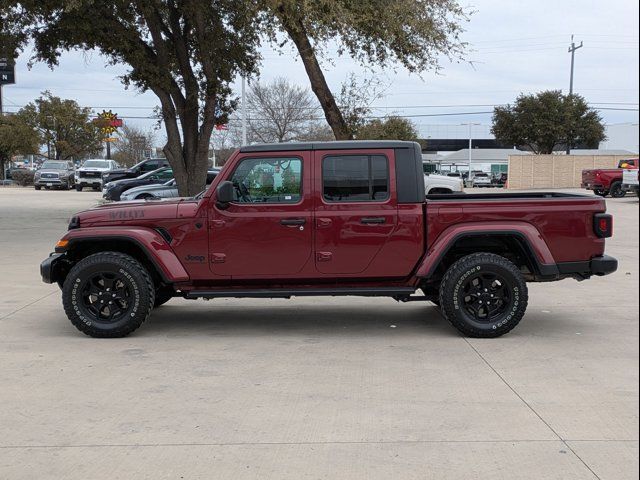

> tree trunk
[277,10,351,140]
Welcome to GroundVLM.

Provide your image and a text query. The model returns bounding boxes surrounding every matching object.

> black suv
[102,158,170,184]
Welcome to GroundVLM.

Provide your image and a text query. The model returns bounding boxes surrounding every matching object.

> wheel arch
[416,223,559,281]
[56,228,189,286]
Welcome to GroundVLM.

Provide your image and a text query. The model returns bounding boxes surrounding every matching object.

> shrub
[11,169,35,186]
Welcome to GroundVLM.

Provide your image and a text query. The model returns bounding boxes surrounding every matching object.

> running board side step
[184,287,416,300]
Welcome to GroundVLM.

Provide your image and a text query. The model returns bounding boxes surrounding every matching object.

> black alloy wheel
[438,253,528,338]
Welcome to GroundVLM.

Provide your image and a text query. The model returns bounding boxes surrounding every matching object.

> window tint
[230,157,302,203]
[141,161,158,172]
[323,155,389,202]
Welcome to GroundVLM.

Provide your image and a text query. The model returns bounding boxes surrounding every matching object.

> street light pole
[461,122,481,173]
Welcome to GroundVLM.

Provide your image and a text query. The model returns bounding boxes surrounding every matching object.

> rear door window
[322,155,389,202]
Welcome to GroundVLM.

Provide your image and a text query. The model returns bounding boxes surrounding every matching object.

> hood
[76,198,188,225]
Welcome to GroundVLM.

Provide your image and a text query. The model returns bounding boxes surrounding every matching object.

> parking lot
[0,186,637,479]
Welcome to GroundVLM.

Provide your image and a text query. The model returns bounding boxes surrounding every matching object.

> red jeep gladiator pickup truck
[581,158,639,198]
[41,141,617,339]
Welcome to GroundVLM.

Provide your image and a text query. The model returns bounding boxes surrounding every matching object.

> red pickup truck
[41,141,617,339]
[582,158,639,197]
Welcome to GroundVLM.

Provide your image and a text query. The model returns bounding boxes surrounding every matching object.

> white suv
[424,173,464,195]
[75,159,119,191]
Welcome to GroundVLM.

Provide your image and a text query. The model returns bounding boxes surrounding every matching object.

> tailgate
[581,169,597,185]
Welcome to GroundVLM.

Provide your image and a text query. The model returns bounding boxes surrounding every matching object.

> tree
[357,116,419,141]
[0,114,40,179]
[1,0,261,195]
[246,77,319,143]
[17,91,103,160]
[113,124,156,167]
[263,0,468,139]
[491,91,606,154]
[336,73,389,138]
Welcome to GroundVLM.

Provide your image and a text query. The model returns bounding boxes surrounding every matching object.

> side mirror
[215,181,234,209]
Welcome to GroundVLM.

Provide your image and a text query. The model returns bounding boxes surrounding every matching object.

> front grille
[80,171,101,178]
[41,172,59,179]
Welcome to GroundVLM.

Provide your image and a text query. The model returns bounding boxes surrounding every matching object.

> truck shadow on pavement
[135,303,457,338]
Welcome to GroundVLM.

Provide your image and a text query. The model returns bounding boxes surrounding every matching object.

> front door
[313,149,398,276]
[209,153,312,277]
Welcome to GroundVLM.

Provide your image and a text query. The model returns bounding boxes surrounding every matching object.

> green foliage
[491,91,607,154]
[17,91,103,160]
[10,168,35,186]
[263,0,468,73]
[1,0,262,195]
[356,116,419,141]
[0,113,40,178]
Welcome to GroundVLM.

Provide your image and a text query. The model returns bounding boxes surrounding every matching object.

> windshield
[139,167,171,179]
[40,162,67,170]
[82,160,110,169]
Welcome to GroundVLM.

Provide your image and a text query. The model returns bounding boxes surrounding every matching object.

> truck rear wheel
[62,252,155,338]
[609,181,625,198]
[438,253,528,338]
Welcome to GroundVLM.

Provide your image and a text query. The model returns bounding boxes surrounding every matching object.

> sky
[2,0,638,145]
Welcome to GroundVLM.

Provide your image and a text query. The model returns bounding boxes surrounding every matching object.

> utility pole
[241,76,247,146]
[567,35,583,154]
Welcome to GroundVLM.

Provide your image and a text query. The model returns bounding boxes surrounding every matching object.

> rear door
[209,152,312,277]
[313,149,398,276]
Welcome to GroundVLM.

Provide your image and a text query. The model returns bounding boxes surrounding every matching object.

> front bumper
[77,176,103,187]
[40,253,66,284]
[35,178,69,186]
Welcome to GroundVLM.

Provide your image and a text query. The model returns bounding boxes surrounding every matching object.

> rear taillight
[594,213,613,238]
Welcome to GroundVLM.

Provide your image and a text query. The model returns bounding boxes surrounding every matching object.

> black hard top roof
[240,140,419,153]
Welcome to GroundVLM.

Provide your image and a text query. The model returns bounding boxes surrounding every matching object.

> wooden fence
[507,155,635,189]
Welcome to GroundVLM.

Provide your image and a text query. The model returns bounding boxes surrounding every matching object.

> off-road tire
[154,288,174,308]
[609,181,625,198]
[62,252,155,338]
[438,253,528,338]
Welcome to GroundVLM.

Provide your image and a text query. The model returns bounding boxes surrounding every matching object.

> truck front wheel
[438,253,528,338]
[62,252,155,338]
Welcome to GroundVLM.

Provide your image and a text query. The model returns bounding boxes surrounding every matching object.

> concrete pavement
[0,187,637,479]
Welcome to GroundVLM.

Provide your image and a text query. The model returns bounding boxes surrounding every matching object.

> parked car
[75,159,120,191]
[472,172,492,188]
[34,161,76,190]
[622,168,639,196]
[494,172,508,187]
[581,158,639,198]
[465,170,485,187]
[120,169,220,201]
[42,140,617,339]
[423,173,464,195]
[102,158,171,185]
[103,167,174,201]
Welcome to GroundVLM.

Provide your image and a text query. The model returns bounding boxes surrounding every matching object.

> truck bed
[424,192,607,264]
[426,192,588,201]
